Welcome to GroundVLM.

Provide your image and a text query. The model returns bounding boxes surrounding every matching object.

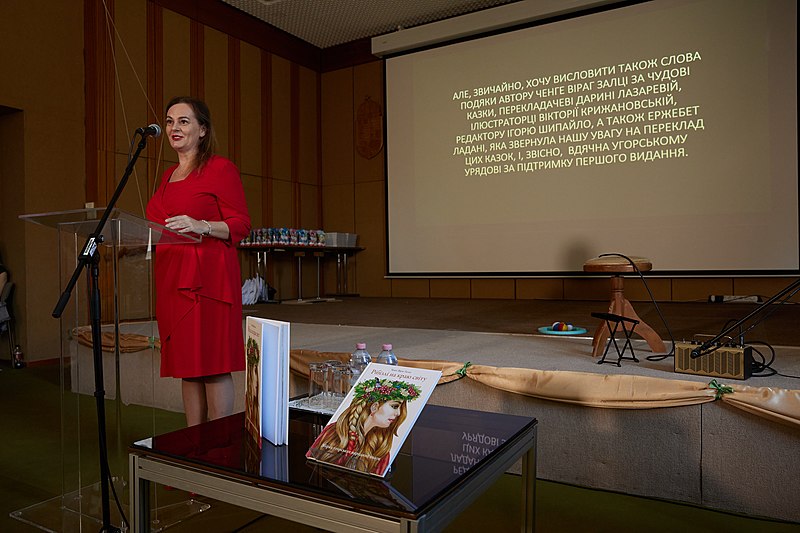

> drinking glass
[307,362,327,408]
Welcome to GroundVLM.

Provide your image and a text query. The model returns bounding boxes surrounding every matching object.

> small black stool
[591,312,639,366]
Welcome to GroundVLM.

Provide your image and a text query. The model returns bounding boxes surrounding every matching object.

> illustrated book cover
[305,362,442,477]
[244,316,290,446]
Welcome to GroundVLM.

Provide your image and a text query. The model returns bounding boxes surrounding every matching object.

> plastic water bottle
[376,344,398,365]
[349,342,372,383]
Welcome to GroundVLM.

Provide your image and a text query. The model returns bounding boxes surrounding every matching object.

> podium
[14,208,209,532]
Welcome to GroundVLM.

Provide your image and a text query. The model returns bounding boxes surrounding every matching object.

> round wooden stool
[584,255,666,356]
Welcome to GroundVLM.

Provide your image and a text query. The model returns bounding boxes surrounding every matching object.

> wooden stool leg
[617,298,666,353]
[591,275,666,355]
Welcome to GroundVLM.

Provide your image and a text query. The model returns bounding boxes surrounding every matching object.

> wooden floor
[247,296,800,348]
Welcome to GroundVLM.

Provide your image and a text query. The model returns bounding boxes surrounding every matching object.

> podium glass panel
[15,208,209,531]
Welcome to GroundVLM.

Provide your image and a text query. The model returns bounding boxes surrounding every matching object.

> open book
[306,363,441,477]
[244,316,290,446]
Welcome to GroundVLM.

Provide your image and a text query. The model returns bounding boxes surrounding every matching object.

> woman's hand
[165,215,204,235]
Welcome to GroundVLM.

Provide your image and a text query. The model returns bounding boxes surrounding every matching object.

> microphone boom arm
[690,277,800,358]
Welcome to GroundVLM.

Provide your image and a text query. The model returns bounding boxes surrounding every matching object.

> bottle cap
[356,342,367,350]
[382,344,392,350]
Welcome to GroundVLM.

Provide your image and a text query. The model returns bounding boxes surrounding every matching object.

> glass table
[129,404,537,532]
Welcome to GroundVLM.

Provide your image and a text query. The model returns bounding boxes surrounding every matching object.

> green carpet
[1,362,797,532]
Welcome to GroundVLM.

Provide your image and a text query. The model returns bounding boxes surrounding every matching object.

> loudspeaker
[674,342,752,380]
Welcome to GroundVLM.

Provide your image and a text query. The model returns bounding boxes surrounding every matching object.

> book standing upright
[244,316,290,446]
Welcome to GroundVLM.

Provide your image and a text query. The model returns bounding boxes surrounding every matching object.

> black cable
[747,341,777,377]
[231,514,269,531]
[597,253,675,361]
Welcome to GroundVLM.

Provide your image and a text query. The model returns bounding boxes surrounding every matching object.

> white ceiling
[221,0,520,49]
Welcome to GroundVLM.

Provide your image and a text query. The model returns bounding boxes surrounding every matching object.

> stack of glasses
[307,360,353,413]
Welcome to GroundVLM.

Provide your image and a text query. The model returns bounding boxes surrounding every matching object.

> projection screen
[385,0,798,275]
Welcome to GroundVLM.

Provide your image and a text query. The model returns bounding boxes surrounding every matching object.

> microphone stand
[52,132,151,533]
[690,277,800,359]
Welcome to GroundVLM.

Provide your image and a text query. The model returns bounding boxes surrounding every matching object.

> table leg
[521,446,536,533]
[129,454,150,533]
[295,252,304,302]
[315,253,321,299]
[336,253,344,294]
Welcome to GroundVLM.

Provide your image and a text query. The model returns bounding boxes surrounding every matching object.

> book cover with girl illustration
[306,362,441,477]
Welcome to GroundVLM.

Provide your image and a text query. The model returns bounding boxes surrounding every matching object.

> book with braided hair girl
[306,364,441,477]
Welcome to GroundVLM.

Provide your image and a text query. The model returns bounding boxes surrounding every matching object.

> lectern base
[11,478,209,532]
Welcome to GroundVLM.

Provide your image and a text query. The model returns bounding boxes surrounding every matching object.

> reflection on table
[130,404,537,532]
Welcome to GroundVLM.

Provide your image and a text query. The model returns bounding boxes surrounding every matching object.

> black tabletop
[132,404,536,518]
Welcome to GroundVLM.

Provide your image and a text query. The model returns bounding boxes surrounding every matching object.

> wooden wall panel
[112,2,152,216]
[321,68,354,183]
[114,0,148,155]
[516,279,565,300]
[627,277,672,301]
[471,279,515,299]
[271,178,293,231]
[355,180,390,296]
[673,278,732,302]
[271,55,292,182]
[161,9,190,156]
[353,61,384,182]
[564,277,610,300]
[735,277,800,303]
[321,184,355,233]
[228,37,241,167]
[321,182,355,291]
[241,173,262,231]
[299,183,319,230]
[260,50,273,228]
[298,65,319,187]
[320,67,356,295]
[146,1,164,194]
[391,279,430,298]
[430,279,472,299]
[190,20,204,99]
[114,153,151,218]
[203,26,229,158]
[239,41,262,177]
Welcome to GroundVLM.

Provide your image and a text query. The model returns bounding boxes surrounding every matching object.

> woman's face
[165,102,206,155]
[369,401,402,429]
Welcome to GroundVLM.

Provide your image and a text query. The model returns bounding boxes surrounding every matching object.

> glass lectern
[14,208,208,532]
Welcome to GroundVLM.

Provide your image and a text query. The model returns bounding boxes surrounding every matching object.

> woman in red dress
[146,96,251,426]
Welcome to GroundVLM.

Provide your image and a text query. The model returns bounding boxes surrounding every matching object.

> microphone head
[147,123,162,138]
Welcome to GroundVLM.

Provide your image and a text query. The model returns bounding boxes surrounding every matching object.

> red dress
[146,155,251,378]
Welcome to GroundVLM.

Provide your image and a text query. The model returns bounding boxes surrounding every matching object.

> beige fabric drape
[73,328,161,353]
[73,334,800,430]
[290,349,800,430]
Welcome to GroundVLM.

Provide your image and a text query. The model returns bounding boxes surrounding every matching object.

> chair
[0,281,16,360]
[584,256,665,357]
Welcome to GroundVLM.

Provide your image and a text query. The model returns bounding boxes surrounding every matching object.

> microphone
[136,124,162,138]
[690,341,718,359]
